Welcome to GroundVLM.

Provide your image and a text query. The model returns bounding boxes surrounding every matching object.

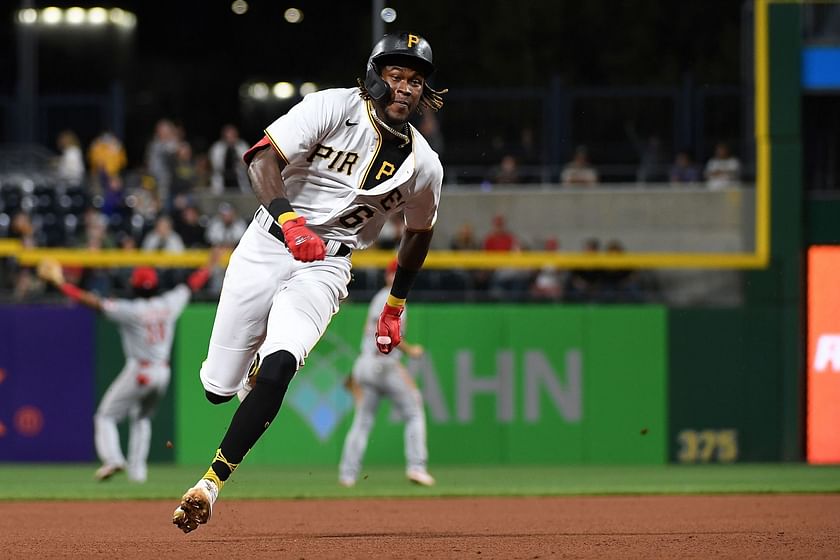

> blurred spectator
[636,136,666,183]
[175,204,208,249]
[193,152,213,190]
[483,214,527,299]
[669,151,701,185]
[142,215,185,252]
[209,124,250,194]
[450,222,479,251]
[600,239,642,302]
[78,209,116,251]
[171,142,198,199]
[78,212,115,295]
[205,202,246,249]
[704,142,741,190]
[486,154,522,185]
[88,131,128,216]
[122,171,163,226]
[145,119,180,210]
[530,237,565,301]
[564,238,602,302]
[625,121,667,183]
[483,214,519,252]
[561,146,599,186]
[9,211,38,300]
[55,130,85,187]
[10,211,37,248]
[88,131,127,190]
[112,233,139,293]
[376,212,404,250]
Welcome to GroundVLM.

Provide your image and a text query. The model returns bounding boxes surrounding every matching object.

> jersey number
[337,190,405,230]
[145,322,165,344]
[338,205,376,229]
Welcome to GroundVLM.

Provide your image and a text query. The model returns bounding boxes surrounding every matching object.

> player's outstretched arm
[37,259,103,311]
[398,340,425,359]
[248,147,325,262]
[183,246,222,294]
[375,228,434,354]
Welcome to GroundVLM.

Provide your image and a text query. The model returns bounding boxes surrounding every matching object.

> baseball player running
[339,259,434,487]
[173,31,446,533]
[37,255,214,482]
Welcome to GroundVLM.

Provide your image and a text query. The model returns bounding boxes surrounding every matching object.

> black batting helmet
[363,31,435,103]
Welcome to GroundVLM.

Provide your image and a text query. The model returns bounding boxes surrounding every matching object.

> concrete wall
[198,183,756,254]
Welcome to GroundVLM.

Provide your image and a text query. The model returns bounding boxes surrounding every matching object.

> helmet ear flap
[364,61,390,103]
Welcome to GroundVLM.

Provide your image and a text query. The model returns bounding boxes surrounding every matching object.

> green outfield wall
[171,304,668,466]
[668,308,785,463]
[80,302,794,466]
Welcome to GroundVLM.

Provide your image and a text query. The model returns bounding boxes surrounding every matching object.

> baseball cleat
[94,464,124,482]
[406,469,435,487]
[172,479,218,534]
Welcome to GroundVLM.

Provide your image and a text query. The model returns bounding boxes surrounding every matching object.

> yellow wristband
[386,294,406,307]
[277,211,299,225]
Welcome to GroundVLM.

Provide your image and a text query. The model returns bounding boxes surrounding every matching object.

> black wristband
[390,265,419,300]
[267,197,295,221]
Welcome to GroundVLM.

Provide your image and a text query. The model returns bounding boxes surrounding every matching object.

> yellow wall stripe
[1,247,769,270]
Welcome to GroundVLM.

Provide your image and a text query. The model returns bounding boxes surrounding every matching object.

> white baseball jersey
[200,86,444,397]
[102,285,191,363]
[263,87,443,249]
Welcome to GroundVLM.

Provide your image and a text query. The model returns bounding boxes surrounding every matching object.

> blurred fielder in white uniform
[339,259,433,487]
[173,31,447,533]
[37,258,213,482]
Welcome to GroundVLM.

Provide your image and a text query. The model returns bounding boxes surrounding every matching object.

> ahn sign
[807,246,840,463]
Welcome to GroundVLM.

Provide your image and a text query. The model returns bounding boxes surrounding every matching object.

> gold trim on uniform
[263,129,290,165]
[359,101,384,189]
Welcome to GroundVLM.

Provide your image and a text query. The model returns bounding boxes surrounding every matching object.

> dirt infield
[3,495,839,559]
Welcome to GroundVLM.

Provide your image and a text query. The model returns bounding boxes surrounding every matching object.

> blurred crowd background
[1,1,838,305]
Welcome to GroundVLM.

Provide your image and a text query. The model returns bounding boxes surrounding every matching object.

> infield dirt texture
[3,495,840,558]
[2,465,839,558]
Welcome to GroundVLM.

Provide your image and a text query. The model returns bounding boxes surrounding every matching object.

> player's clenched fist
[281,216,326,262]
[375,303,403,354]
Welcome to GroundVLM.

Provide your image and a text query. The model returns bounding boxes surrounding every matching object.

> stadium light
[15,6,136,29]
[284,8,303,23]
[272,82,295,99]
[88,7,108,25]
[299,82,318,96]
[66,7,86,25]
[17,8,37,24]
[231,0,248,15]
[41,7,62,25]
[249,82,270,100]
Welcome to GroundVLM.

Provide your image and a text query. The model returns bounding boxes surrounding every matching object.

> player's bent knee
[205,390,235,405]
[255,350,298,389]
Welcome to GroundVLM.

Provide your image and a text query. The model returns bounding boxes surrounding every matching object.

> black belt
[255,207,352,258]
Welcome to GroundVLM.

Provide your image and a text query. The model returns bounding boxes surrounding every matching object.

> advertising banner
[0,306,95,461]
[807,246,840,463]
[174,304,667,466]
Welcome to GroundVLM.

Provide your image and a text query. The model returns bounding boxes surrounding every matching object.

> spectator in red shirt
[483,214,519,252]
[482,214,527,299]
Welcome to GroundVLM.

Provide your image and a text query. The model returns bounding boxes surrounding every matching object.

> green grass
[1,464,840,500]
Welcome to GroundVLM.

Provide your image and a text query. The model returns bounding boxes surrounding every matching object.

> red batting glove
[375,303,404,354]
[281,216,326,262]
